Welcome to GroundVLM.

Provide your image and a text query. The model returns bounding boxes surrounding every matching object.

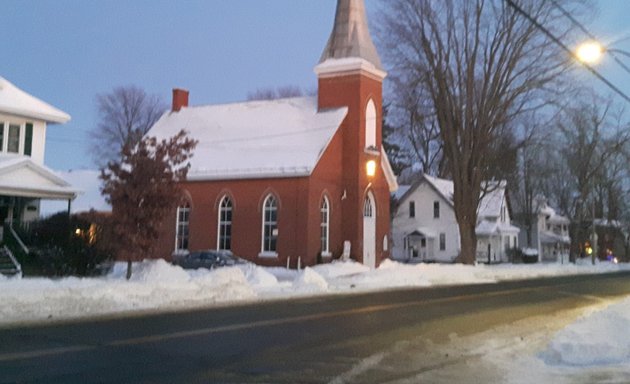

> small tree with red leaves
[100,130,197,279]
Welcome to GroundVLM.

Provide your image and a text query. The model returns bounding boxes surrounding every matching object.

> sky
[2,0,630,171]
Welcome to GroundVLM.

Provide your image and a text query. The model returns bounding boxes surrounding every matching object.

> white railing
[9,226,29,255]
[2,245,22,275]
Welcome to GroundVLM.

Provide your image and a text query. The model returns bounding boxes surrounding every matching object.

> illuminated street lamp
[575,41,604,64]
[575,40,630,64]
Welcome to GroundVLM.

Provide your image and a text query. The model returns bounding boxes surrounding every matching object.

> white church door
[363,192,376,269]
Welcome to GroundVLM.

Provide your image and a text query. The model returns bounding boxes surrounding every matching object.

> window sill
[258,251,278,258]
[364,147,380,156]
[320,252,332,258]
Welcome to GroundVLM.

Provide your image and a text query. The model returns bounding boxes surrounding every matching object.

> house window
[175,202,190,252]
[24,123,33,156]
[439,233,446,250]
[0,123,4,150]
[320,196,330,255]
[383,235,388,251]
[501,206,506,222]
[365,99,377,150]
[434,201,440,219]
[262,194,278,254]
[409,201,415,218]
[504,237,510,251]
[7,124,20,153]
[217,195,232,251]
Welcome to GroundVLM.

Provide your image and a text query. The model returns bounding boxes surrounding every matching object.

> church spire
[318,0,383,71]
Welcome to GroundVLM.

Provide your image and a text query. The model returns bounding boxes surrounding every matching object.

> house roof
[148,97,348,180]
[0,77,70,123]
[0,154,78,200]
[397,175,509,220]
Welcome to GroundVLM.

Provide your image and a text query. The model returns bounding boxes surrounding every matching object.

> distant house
[392,174,519,263]
[147,0,398,268]
[517,196,570,263]
[0,76,77,232]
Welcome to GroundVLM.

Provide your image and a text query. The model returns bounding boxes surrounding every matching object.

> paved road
[2,272,630,383]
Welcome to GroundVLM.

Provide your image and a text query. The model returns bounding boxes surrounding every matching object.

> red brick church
[150,0,397,268]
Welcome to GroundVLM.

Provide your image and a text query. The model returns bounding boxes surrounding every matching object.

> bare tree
[380,0,581,264]
[551,98,630,261]
[246,85,304,101]
[92,86,167,167]
[100,130,197,279]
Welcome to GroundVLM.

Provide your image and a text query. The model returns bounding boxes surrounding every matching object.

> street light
[575,41,604,64]
[575,40,630,69]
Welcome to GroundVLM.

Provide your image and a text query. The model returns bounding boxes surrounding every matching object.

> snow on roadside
[541,296,630,366]
[1,258,630,329]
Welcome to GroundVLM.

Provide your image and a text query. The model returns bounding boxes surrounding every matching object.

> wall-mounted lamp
[366,160,376,177]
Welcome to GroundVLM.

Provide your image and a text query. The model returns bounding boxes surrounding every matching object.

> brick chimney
[172,88,189,112]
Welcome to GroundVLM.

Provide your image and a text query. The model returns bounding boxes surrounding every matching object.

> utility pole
[591,202,597,265]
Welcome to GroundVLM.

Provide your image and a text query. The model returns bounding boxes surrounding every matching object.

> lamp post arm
[604,49,630,77]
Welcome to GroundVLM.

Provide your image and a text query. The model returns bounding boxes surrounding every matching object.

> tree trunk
[458,219,477,265]
[126,259,133,280]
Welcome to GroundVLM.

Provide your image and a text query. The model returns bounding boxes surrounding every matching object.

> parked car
[172,250,248,270]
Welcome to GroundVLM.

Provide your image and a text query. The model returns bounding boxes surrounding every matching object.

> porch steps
[0,246,21,276]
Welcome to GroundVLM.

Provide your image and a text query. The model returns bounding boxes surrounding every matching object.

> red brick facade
[155,69,392,268]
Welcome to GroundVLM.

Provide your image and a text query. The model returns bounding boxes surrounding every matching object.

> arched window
[365,99,377,150]
[320,196,330,255]
[261,194,278,254]
[217,195,232,251]
[175,202,191,253]
[363,195,373,217]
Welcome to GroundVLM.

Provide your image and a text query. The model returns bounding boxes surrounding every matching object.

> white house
[392,174,519,263]
[0,76,77,228]
[517,196,570,263]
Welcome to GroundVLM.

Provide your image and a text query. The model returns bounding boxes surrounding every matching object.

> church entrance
[363,191,376,268]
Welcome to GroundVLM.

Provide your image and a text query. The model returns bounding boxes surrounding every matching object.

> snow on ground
[2,258,630,379]
[1,258,629,327]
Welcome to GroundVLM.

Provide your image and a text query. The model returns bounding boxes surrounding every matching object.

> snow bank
[541,297,630,366]
[1,258,630,327]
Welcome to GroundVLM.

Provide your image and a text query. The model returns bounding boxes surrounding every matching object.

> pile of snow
[1,258,630,328]
[541,297,630,366]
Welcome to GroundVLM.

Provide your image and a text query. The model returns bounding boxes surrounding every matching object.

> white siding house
[392,174,519,263]
[517,196,570,263]
[0,76,77,227]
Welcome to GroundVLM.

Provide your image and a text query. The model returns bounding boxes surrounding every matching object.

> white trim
[380,148,399,192]
[365,99,377,150]
[216,195,232,251]
[258,251,279,258]
[320,195,330,255]
[261,194,278,254]
[314,58,387,81]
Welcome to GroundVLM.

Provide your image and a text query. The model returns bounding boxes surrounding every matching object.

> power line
[504,0,630,104]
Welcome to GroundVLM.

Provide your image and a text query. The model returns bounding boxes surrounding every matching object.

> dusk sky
[3,0,630,171]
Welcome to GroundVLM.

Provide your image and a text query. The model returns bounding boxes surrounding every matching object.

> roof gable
[0,77,70,123]
[0,154,77,199]
[148,96,347,180]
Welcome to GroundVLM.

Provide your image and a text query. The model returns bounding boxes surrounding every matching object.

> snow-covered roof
[540,231,570,245]
[478,181,507,219]
[394,185,411,200]
[0,77,70,123]
[399,174,506,218]
[148,97,348,180]
[406,226,437,238]
[0,153,77,200]
[535,197,569,224]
